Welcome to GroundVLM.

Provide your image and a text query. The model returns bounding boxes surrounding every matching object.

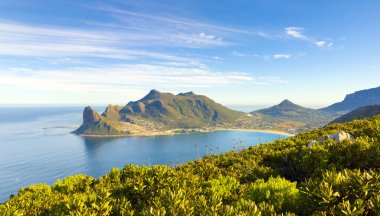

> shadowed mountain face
[330,105,380,124]
[252,99,334,128]
[75,90,243,135]
[321,86,380,114]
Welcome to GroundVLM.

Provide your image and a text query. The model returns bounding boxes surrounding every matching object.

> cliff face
[83,106,101,124]
[74,107,123,135]
[321,86,380,113]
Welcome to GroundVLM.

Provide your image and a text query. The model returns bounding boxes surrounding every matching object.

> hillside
[330,104,380,124]
[3,113,380,215]
[252,99,334,130]
[74,90,244,136]
[321,85,380,114]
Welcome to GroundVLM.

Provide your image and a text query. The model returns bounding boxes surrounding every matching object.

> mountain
[74,90,243,136]
[74,106,126,135]
[252,99,334,129]
[321,85,380,114]
[330,104,380,124]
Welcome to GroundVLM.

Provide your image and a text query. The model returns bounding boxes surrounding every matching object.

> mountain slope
[330,104,380,124]
[321,85,380,114]
[119,90,243,128]
[75,90,244,135]
[252,99,333,128]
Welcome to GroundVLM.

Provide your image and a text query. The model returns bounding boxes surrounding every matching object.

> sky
[0,0,379,109]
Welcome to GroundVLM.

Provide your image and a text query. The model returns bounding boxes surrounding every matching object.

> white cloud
[285,26,333,48]
[285,27,308,40]
[87,3,272,40]
[253,76,289,85]
[315,40,327,47]
[0,22,198,62]
[231,51,247,57]
[315,40,334,48]
[0,64,287,96]
[273,54,291,59]
[0,65,251,92]
[199,32,216,40]
[211,56,223,60]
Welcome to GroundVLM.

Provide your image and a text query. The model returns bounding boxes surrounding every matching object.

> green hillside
[252,99,334,129]
[120,90,243,128]
[3,115,380,215]
[74,90,244,136]
[330,104,380,124]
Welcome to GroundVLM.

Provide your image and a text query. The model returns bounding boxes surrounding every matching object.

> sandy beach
[215,128,294,136]
[79,128,294,138]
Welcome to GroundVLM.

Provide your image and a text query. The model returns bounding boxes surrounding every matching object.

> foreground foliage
[1,115,380,215]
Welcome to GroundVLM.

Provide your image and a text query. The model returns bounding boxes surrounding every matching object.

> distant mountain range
[321,86,380,114]
[252,99,333,128]
[75,85,380,136]
[329,105,380,124]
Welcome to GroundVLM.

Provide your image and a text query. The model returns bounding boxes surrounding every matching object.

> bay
[0,107,288,202]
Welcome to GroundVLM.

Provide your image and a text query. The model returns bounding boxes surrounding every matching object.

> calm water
[0,107,288,202]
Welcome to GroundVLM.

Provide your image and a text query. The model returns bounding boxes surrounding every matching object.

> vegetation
[2,114,380,215]
[330,104,380,124]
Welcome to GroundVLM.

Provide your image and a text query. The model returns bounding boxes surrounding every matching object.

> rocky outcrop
[307,131,354,147]
[83,106,101,124]
[74,106,103,135]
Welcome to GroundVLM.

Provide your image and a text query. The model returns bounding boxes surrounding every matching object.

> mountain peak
[140,89,162,101]
[278,99,297,107]
[178,91,195,96]
[82,106,101,124]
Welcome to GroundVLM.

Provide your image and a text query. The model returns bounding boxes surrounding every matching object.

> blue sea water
[0,107,288,202]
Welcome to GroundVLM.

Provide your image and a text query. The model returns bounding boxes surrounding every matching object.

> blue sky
[0,0,379,109]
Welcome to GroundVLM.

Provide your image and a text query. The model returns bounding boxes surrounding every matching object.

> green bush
[246,177,300,213]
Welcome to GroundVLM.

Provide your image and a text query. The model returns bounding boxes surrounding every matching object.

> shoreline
[78,128,294,138]
[215,128,294,136]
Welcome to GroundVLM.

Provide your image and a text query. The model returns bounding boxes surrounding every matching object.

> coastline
[78,128,294,138]
[215,128,294,136]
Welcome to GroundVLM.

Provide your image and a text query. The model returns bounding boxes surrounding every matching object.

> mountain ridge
[330,104,380,124]
[321,85,380,113]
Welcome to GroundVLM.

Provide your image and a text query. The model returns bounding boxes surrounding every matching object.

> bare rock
[307,131,354,148]
[83,106,101,124]
[307,140,318,148]
[318,131,354,142]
